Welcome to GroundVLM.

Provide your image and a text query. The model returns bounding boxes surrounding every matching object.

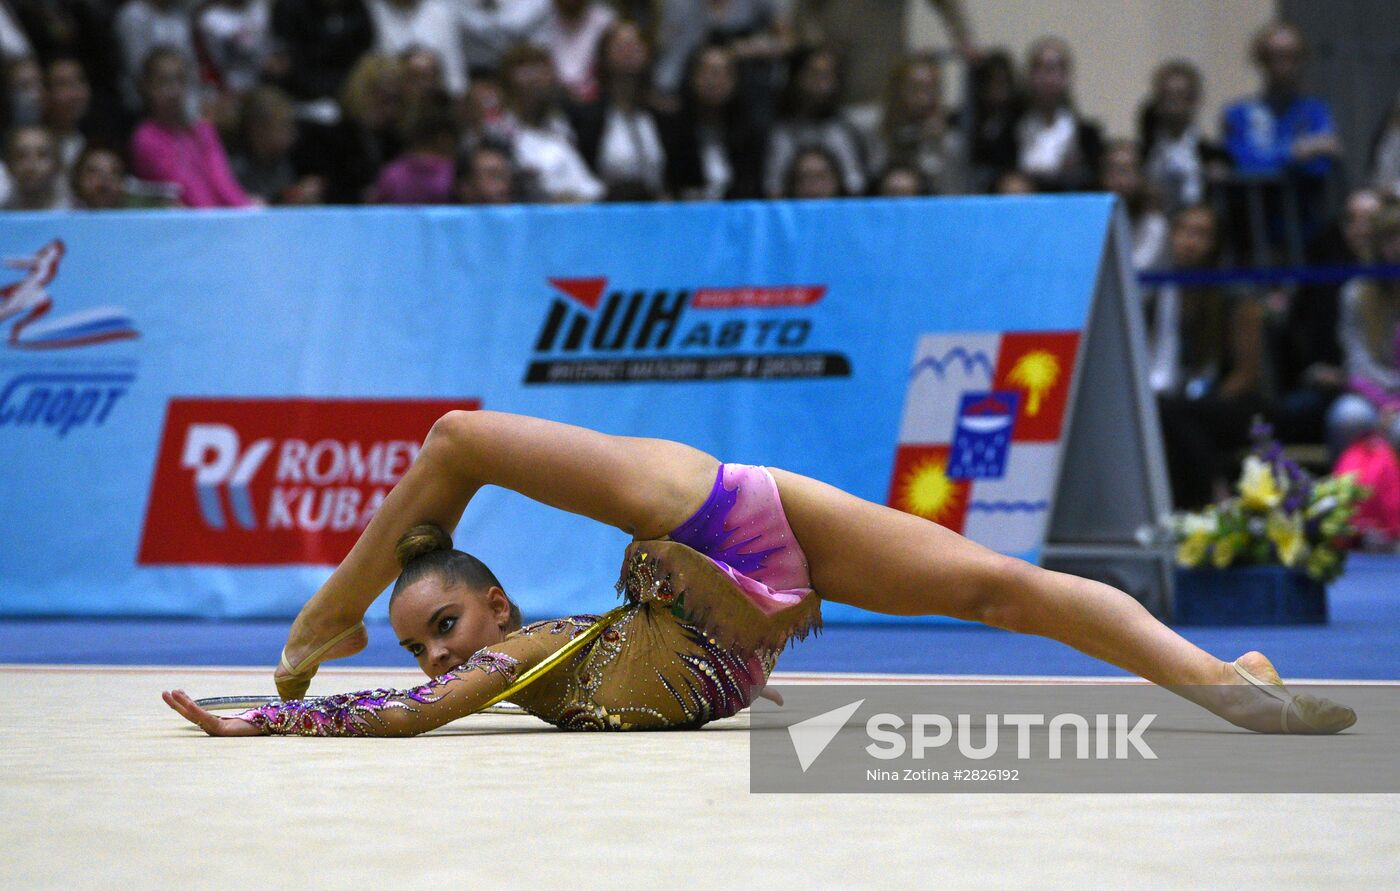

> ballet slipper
[274,622,366,701]
[1230,653,1357,734]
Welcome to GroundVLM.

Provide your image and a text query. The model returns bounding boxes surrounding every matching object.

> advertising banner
[0,197,1113,620]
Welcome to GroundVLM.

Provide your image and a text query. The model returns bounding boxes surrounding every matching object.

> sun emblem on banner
[887,445,970,531]
[904,456,955,518]
[1006,350,1060,416]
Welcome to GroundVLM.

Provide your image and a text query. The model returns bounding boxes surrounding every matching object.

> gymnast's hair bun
[395,523,453,568]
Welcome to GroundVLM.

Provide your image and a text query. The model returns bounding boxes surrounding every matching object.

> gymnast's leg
[277,410,717,697]
[769,468,1351,732]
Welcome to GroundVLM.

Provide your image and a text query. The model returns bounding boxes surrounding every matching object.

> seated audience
[992,170,1036,195]
[569,20,666,201]
[364,0,469,95]
[532,0,615,102]
[659,41,764,201]
[455,140,518,204]
[11,0,124,137]
[231,85,323,204]
[792,0,976,119]
[871,163,928,198]
[459,0,550,77]
[653,0,792,127]
[42,57,92,172]
[399,45,446,106]
[1015,36,1102,192]
[370,97,457,203]
[295,52,405,203]
[129,46,253,208]
[764,44,863,198]
[6,54,43,125]
[1274,188,1383,446]
[114,0,197,113]
[1101,138,1168,270]
[1328,202,1400,455]
[1149,205,1267,508]
[70,144,130,209]
[3,123,71,209]
[195,0,274,97]
[268,0,374,106]
[496,42,601,202]
[964,49,1021,193]
[783,143,844,200]
[1138,59,1229,214]
[866,53,965,195]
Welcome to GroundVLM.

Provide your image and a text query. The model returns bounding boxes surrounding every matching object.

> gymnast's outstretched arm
[276,410,719,698]
[169,632,554,737]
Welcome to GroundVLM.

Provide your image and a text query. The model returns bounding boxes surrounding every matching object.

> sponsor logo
[1,240,141,437]
[888,332,1079,551]
[0,372,132,436]
[139,398,477,565]
[2,240,139,350]
[524,276,849,384]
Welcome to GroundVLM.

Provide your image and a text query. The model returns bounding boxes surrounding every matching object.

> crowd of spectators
[4,2,1400,517]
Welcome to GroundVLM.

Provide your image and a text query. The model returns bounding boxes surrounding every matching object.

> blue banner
[0,196,1111,622]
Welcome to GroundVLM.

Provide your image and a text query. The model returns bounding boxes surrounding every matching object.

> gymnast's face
[391,575,513,677]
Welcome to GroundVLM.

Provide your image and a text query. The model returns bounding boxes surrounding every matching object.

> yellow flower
[1238,456,1283,511]
[1177,532,1210,568]
[1212,534,1237,568]
[1266,511,1306,567]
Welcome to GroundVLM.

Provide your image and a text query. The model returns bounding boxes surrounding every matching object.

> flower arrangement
[1170,423,1367,583]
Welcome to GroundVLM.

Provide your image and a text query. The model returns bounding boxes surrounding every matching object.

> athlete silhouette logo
[0,240,139,349]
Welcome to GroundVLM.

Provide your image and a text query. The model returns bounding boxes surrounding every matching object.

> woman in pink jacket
[129,45,253,208]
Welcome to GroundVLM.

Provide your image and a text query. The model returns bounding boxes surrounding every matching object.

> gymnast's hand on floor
[162,689,262,736]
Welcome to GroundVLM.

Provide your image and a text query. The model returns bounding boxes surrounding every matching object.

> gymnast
[162,410,1356,736]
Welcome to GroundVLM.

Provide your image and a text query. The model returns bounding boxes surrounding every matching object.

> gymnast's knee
[422,409,490,473]
[963,556,1041,632]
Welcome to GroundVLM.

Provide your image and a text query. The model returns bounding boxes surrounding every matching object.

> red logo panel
[992,331,1080,442]
[139,398,478,565]
[886,444,970,533]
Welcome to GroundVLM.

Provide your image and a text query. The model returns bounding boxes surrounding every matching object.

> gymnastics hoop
[195,603,631,718]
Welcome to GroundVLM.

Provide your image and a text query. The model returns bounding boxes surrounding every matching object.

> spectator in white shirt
[0,1,32,62]
[115,0,197,112]
[1101,139,1169,272]
[195,0,274,97]
[42,57,91,173]
[569,19,666,200]
[497,41,602,202]
[532,0,615,102]
[365,0,469,95]
[459,0,550,76]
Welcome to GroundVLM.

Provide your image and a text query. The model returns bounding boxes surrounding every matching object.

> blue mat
[3,555,1397,679]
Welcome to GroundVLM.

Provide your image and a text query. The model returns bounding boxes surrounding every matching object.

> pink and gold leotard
[238,463,821,736]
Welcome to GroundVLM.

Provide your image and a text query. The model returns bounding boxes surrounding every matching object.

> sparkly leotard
[238,463,821,736]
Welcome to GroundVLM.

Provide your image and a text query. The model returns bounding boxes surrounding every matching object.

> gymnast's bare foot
[1209,651,1357,734]
[274,604,369,701]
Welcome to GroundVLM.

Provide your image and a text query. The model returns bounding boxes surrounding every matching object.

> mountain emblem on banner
[888,331,1080,556]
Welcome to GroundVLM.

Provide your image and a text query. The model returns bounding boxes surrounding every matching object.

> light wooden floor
[3,665,1397,889]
